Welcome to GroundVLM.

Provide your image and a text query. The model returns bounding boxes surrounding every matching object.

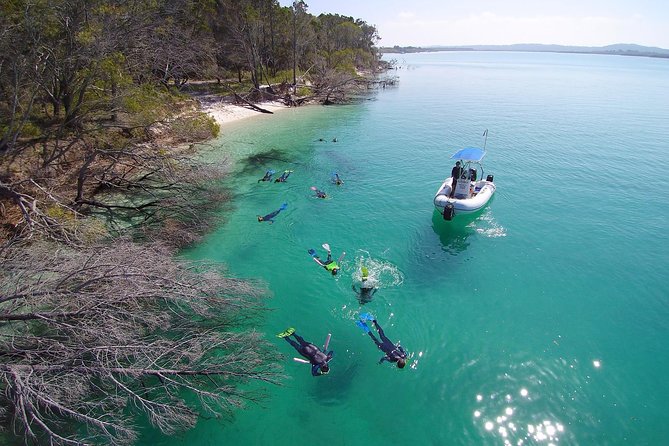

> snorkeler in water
[257,203,288,223]
[356,314,407,369]
[331,172,344,185]
[257,169,275,183]
[277,328,333,376]
[274,170,293,183]
[311,186,327,199]
[352,266,378,304]
[308,243,345,276]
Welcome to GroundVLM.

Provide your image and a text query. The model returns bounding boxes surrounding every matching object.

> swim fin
[356,321,370,333]
[359,312,374,321]
[277,327,295,338]
[279,202,288,210]
[308,248,317,257]
[322,243,331,252]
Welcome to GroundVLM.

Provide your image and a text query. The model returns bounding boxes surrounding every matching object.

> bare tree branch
[0,240,283,445]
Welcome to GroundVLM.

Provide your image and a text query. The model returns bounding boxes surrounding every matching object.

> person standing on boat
[450,161,463,198]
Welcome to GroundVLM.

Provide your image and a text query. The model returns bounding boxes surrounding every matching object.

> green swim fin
[277,327,295,338]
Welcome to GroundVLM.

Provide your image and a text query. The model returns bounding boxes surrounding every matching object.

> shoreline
[200,98,290,127]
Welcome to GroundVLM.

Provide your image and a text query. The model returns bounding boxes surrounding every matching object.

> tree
[290,1,311,87]
[0,240,282,445]
[0,0,50,154]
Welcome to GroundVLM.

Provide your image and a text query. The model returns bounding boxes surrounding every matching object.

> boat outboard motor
[486,174,494,182]
[469,168,477,181]
[443,203,455,221]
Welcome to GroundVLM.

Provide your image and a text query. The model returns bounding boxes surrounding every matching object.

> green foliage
[19,122,43,138]
[122,84,180,126]
[170,112,220,141]
[296,86,312,97]
[268,69,298,85]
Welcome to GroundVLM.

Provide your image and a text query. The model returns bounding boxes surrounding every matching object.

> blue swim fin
[359,312,375,322]
[356,321,370,333]
[308,248,317,257]
[279,202,288,211]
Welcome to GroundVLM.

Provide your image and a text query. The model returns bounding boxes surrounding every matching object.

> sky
[278,0,669,49]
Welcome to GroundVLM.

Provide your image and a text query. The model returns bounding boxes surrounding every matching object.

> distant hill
[381,43,669,59]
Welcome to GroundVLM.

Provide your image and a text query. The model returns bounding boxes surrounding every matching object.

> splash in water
[351,250,404,288]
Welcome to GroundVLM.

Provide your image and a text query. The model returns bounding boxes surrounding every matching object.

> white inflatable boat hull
[433,178,496,214]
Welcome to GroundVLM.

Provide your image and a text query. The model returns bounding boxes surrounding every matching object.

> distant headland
[380,43,669,59]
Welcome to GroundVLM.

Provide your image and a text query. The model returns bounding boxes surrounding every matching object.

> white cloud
[397,11,416,19]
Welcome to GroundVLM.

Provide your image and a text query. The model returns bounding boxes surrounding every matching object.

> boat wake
[470,211,507,238]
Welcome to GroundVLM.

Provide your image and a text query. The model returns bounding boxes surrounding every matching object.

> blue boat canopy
[450,147,486,162]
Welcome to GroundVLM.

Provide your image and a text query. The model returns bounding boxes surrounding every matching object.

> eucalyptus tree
[290,1,313,87]
[213,0,286,89]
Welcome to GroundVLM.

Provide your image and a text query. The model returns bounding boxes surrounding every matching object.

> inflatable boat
[433,146,496,220]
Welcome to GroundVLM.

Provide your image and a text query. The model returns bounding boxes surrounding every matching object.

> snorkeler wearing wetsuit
[359,318,407,368]
[257,203,287,223]
[352,266,377,304]
[278,328,333,376]
[332,172,343,185]
[274,170,293,183]
[257,169,274,182]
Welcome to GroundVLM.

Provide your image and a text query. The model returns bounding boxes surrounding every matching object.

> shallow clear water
[153,51,669,445]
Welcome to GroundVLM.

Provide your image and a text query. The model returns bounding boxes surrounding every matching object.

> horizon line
[379,42,669,51]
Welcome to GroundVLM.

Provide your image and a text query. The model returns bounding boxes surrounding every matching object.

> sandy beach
[201,98,289,127]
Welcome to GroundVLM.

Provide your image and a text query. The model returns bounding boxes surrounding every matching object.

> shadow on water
[307,361,359,406]
[239,148,300,175]
[431,210,479,255]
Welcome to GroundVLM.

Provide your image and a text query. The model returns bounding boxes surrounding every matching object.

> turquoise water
[158,52,669,445]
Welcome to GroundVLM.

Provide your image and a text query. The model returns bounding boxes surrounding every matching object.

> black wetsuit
[259,206,284,222]
[258,171,273,182]
[450,164,463,197]
[284,333,332,376]
[352,282,377,304]
[275,171,292,183]
[368,320,406,364]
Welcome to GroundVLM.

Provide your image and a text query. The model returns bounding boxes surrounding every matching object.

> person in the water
[331,172,343,185]
[257,169,274,182]
[310,244,344,275]
[352,266,377,304]
[312,187,327,199]
[277,328,333,376]
[357,315,407,368]
[257,203,287,223]
[274,170,293,183]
